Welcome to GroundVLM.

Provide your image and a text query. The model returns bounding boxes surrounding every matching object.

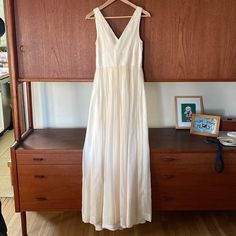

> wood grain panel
[15,128,86,150]
[18,165,82,211]
[152,185,236,210]
[17,83,26,134]
[14,0,93,79]
[151,153,236,171]
[4,0,22,140]
[151,152,236,210]
[145,0,236,81]
[221,118,236,131]
[16,152,82,165]
[14,127,234,152]
[10,146,21,212]
[13,0,236,81]
[14,0,140,80]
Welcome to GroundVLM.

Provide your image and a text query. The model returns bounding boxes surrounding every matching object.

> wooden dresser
[149,129,236,210]
[12,129,85,213]
[11,128,236,216]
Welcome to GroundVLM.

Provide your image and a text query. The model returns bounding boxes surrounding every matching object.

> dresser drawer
[151,153,236,190]
[18,165,82,211]
[151,152,236,174]
[152,185,236,210]
[16,152,82,165]
[152,171,236,187]
[151,152,236,210]
[151,152,215,166]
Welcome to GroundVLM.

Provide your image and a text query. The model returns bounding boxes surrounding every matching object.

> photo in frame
[190,114,221,137]
[175,96,204,129]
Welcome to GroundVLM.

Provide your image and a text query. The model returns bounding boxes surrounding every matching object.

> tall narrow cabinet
[4,0,236,236]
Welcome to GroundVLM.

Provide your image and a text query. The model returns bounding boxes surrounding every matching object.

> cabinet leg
[21,212,27,236]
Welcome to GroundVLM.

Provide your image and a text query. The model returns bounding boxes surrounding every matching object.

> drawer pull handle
[162,157,176,162]
[163,175,175,179]
[33,158,44,162]
[36,197,47,201]
[34,175,45,179]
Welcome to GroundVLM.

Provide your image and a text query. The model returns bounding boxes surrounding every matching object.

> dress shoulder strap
[93,8,106,41]
[128,7,143,40]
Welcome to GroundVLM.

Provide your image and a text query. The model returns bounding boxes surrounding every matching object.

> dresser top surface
[14,128,236,153]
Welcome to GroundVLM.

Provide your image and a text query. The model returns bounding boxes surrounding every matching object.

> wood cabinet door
[14,0,96,81]
[144,0,236,82]
[12,0,236,82]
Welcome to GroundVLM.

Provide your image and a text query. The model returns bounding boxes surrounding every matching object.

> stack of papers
[218,131,236,146]
[0,52,8,76]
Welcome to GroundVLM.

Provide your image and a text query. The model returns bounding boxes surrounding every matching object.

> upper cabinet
[9,0,236,82]
[13,0,96,81]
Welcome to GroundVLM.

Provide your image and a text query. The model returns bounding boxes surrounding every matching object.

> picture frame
[175,96,204,129]
[190,114,221,137]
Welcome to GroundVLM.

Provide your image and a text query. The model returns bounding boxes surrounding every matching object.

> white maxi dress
[82,6,151,231]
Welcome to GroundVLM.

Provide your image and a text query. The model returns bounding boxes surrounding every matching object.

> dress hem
[82,216,152,231]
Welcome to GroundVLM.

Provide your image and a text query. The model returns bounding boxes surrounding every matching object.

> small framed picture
[175,96,204,129]
[190,114,221,137]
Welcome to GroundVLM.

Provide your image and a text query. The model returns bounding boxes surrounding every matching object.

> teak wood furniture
[4,0,236,236]
[11,128,236,236]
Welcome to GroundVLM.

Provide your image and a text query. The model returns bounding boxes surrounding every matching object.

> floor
[2,197,236,236]
[0,130,14,197]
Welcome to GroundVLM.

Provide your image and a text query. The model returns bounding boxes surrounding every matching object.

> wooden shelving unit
[4,0,236,235]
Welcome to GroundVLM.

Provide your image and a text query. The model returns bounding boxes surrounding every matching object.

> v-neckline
[96,7,140,42]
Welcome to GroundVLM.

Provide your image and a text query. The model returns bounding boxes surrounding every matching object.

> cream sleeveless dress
[82,6,151,231]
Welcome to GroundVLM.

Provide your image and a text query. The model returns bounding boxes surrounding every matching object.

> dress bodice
[94,7,143,68]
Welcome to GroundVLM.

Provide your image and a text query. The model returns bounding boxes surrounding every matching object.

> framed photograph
[175,96,203,129]
[190,114,221,137]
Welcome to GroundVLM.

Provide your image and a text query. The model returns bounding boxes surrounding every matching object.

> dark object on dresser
[206,137,224,173]
[220,118,236,131]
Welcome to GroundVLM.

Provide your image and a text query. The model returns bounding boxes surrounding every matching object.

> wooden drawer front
[18,165,82,211]
[151,152,236,174]
[151,153,236,184]
[152,186,236,210]
[151,152,216,167]
[151,152,236,210]
[16,152,82,165]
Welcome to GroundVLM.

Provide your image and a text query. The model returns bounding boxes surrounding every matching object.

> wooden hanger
[85,0,151,19]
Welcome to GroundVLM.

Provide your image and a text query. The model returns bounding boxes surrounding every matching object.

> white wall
[32,82,236,129]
